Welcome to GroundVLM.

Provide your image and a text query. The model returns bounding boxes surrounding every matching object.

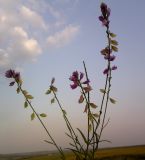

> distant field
[0,145,145,160]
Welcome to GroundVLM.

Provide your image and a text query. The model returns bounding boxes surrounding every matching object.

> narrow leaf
[44,140,54,145]
[89,124,92,132]
[100,89,106,94]
[110,98,116,104]
[50,86,58,92]
[62,109,67,116]
[111,45,118,52]
[45,89,51,95]
[78,94,84,103]
[109,32,116,38]
[111,40,118,46]
[26,95,34,99]
[22,90,28,96]
[93,113,99,118]
[16,88,20,94]
[31,112,35,120]
[83,85,92,93]
[90,103,97,108]
[24,101,28,108]
[40,113,47,117]
[51,98,55,104]
[84,104,88,113]
[77,128,88,144]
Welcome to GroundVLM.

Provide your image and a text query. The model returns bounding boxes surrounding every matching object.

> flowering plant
[5,3,118,160]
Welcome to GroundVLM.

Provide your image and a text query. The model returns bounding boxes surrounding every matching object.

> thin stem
[52,90,85,155]
[18,85,65,160]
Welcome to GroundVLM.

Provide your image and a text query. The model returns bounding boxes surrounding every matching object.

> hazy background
[0,0,145,154]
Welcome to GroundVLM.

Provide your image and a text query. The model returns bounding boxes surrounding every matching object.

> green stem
[18,85,65,160]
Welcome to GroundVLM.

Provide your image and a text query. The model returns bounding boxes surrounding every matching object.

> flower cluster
[69,71,90,89]
[99,3,118,75]
[99,2,111,27]
[5,69,21,86]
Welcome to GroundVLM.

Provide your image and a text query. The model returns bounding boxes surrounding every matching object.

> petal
[70,83,78,89]
[112,65,117,70]
[9,81,15,86]
[80,72,84,80]
[103,68,109,74]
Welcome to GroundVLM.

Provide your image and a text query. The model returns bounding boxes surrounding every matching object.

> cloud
[47,25,79,47]
[20,6,46,29]
[0,0,80,72]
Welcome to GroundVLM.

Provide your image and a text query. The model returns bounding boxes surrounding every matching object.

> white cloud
[47,25,79,47]
[20,6,46,29]
[0,0,80,71]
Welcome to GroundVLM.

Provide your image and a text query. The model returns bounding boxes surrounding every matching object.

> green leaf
[93,113,99,118]
[83,85,92,93]
[110,98,116,104]
[77,128,88,144]
[40,113,47,117]
[111,40,118,46]
[100,89,106,94]
[62,109,67,116]
[89,124,92,132]
[45,89,51,95]
[24,101,28,108]
[16,87,20,94]
[111,45,118,52]
[90,103,97,109]
[22,90,28,96]
[84,104,88,113]
[78,94,84,103]
[109,32,116,38]
[31,112,35,120]
[51,98,55,104]
[44,140,54,145]
[50,86,58,92]
[26,95,34,99]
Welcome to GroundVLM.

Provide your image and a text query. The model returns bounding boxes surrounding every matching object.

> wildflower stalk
[51,90,83,152]
[18,85,65,160]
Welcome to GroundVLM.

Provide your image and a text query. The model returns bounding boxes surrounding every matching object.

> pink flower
[104,55,116,61]
[69,71,90,89]
[103,68,109,74]
[112,65,117,70]
[5,69,21,86]
[99,3,111,27]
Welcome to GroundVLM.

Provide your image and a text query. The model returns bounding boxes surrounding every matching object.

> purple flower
[9,81,15,86]
[103,68,109,74]
[104,55,116,61]
[112,65,117,70]
[69,71,90,89]
[100,3,111,18]
[109,55,116,61]
[5,69,21,86]
[82,79,90,84]
[80,72,84,80]
[69,71,79,82]
[5,69,15,78]
[100,3,108,17]
[99,3,111,27]
[70,83,78,89]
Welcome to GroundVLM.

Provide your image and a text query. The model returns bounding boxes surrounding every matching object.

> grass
[1,145,145,160]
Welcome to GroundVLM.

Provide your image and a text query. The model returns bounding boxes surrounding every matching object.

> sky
[0,0,145,154]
